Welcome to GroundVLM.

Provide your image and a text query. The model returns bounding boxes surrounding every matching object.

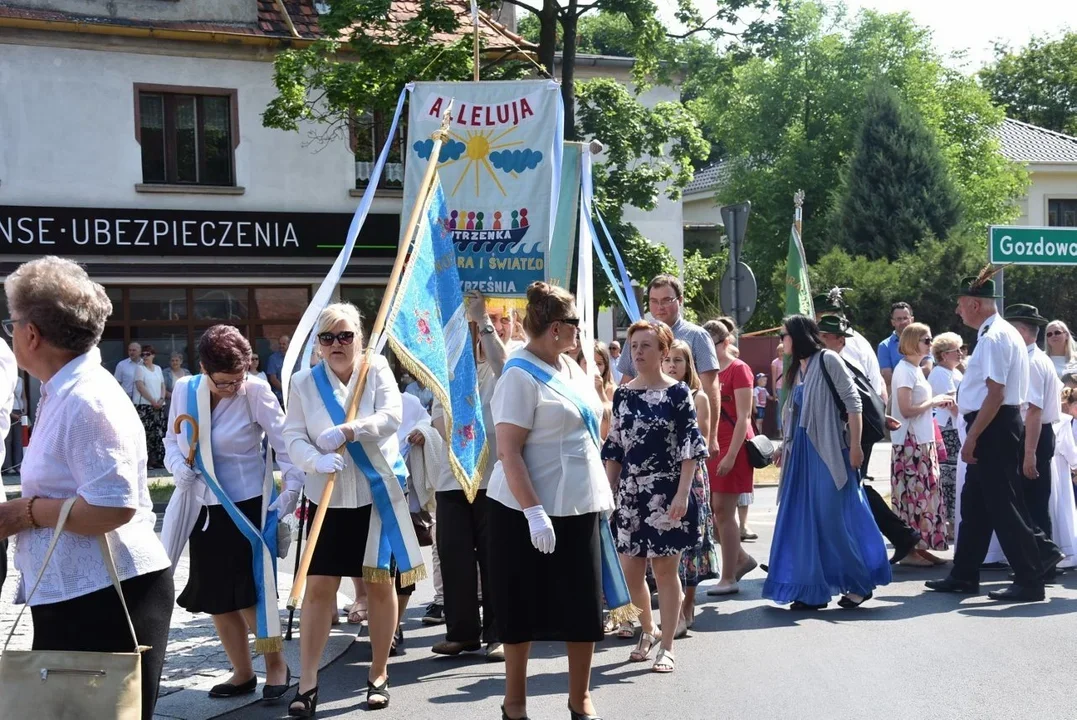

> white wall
[1020,166,1077,225]
[0,42,401,217]
[682,191,720,226]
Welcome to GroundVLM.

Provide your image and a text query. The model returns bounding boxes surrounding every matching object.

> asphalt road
[219,479,1077,720]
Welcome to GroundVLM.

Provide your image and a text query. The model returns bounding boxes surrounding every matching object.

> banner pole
[288,102,454,610]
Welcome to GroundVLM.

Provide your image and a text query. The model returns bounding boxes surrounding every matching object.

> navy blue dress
[602,382,708,557]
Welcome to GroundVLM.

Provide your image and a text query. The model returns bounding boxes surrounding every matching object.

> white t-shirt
[928,365,962,427]
[0,338,17,473]
[1027,345,1062,425]
[845,330,885,396]
[958,315,1028,414]
[133,364,165,405]
[891,358,934,446]
[486,349,614,517]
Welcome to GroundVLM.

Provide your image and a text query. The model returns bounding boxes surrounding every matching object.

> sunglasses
[1048,330,1067,338]
[318,331,356,347]
[556,317,581,327]
[141,352,153,357]
[921,337,933,345]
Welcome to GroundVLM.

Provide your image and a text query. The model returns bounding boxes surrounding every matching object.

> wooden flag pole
[288,102,455,610]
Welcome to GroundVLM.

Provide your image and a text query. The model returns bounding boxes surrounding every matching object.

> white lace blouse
[15,349,171,606]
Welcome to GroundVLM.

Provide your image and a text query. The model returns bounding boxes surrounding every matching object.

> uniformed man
[1005,304,1063,561]
[926,273,1062,602]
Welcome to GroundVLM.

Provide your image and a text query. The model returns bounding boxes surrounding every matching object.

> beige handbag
[0,497,146,720]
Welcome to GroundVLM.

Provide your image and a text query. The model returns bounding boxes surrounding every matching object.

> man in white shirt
[113,341,141,398]
[1006,304,1063,556]
[0,336,17,592]
[927,275,1062,602]
[608,341,623,383]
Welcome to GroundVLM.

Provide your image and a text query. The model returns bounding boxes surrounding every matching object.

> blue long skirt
[763,422,891,606]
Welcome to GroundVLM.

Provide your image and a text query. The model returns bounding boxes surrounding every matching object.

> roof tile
[995,118,1077,164]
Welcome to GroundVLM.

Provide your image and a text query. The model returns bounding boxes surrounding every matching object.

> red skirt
[708,431,755,495]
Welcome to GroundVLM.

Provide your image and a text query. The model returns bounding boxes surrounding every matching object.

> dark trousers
[31,568,175,720]
[863,482,914,546]
[952,407,1057,587]
[860,442,874,479]
[0,538,6,595]
[435,489,496,644]
[1022,423,1055,539]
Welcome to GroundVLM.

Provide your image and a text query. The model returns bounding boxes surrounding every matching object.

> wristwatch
[480,320,496,336]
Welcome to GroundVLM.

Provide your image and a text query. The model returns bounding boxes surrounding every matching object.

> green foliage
[683,247,726,320]
[833,84,961,259]
[693,1,1028,329]
[980,32,1077,136]
[518,11,668,59]
[591,218,679,308]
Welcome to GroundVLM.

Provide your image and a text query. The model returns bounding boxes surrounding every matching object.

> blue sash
[186,375,281,652]
[311,363,425,584]
[503,357,639,624]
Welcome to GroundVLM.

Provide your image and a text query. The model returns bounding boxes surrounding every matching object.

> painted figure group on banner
[2,75,1077,720]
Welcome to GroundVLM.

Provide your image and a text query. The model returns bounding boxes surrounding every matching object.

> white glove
[172,464,202,492]
[316,425,348,452]
[269,488,300,517]
[523,505,556,554]
[314,452,346,474]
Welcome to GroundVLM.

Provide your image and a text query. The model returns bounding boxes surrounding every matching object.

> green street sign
[990,225,1077,265]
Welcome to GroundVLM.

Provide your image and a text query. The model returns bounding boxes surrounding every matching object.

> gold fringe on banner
[608,603,641,626]
[363,566,394,584]
[254,636,283,655]
[398,564,429,589]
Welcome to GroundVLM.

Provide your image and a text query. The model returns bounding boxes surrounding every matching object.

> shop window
[98,327,128,375]
[129,328,191,371]
[352,111,407,190]
[193,287,248,321]
[130,288,188,321]
[136,85,238,187]
[1048,198,1077,227]
[339,286,383,340]
[254,288,307,321]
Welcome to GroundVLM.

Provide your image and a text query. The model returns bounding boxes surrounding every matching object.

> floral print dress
[602,382,708,557]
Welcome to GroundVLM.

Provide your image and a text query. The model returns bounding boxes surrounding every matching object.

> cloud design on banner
[414,139,466,163]
[490,149,543,174]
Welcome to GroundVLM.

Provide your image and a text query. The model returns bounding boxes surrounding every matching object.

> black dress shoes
[890,529,922,565]
[987,583,1045,602]
[209,675,257,698]
[925,577,979,594]
[1041,549,1065,578]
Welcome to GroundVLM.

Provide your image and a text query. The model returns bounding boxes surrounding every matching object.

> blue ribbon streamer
[594,207,642,322]
[580,154,641,323]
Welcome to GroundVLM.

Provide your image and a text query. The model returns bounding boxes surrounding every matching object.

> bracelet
[25,496,41,530]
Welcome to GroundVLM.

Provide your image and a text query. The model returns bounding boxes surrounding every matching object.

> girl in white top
[486,282,613,720]
[1046,320,1077,379]
[134,345,167,469]
[0,257,173,720]
[891,323,955,567]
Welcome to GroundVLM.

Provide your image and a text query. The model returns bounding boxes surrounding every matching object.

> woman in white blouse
[928,332,963,537]
[163,325,302,703]
[1046,320,1077,379]
[248,352,268,383]
[890,323,955,567]
[134,344,167,469]
[486,282,615,720]
[283,302,407,715]
[0,257,174,720]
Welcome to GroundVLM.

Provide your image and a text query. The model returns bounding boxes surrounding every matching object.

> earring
[554,334,560,341]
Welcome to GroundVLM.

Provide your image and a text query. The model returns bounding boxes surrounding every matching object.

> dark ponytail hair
[782,314,824,393]
[522,281,575,338]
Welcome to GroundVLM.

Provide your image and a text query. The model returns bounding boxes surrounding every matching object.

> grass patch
[148,481,175,505]
[754,465,780,486]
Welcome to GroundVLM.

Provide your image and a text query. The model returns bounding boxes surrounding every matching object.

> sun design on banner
[413,127,544,199]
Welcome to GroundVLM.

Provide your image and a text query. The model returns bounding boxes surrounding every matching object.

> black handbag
[720,408,775,468]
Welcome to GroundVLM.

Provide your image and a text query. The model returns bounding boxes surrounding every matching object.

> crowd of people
[1,256,1076,719]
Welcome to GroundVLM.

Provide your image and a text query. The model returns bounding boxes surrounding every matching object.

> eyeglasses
[649,296,679,308]
[318,331,356,347]
[1,319,17,338]
[140,352,153,357]
[209,375,245,391]
[1048,330,1067,338]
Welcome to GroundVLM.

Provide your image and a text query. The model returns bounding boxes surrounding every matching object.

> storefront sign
[0,205,400,258]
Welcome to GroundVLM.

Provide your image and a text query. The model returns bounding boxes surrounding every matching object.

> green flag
[785,225,814,318]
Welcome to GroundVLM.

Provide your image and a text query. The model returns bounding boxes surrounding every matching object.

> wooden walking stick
[288,101,455,611]
[173,414,199,466]
[285,490,307,640]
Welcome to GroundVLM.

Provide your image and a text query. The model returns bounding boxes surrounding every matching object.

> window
[136,86,237,186]
[1048,199,1077,227]
[352,111,408,190]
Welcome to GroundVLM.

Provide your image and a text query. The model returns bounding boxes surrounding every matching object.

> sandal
[629,630,660,662]
[652,648,675,673]
[616,622,635,639]
[347,600,368,624]
[367,678,390,710]
[287,686,318,718]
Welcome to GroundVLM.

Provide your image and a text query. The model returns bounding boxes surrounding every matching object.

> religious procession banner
[403,80,564,306]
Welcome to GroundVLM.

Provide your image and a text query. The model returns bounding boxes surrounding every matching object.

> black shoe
[502,705,530,720]
[925,576,979,594]
[262,666,292,702]
[422,602,446,625]
[1041,549,1065,578]
[208,675,257,698]
[889,530,921,565]
[789,601,827,611]
[837,591,873,609]
[367,678,390,710]
[569,701,602,720]
[980,561,1009,570]
[988,583,1045,602]
[288,686,318,718]
[390,626,404,656]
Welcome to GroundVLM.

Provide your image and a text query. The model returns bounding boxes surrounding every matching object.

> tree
[832,84,961,259]
[980,32,1077,136]
[692,1,1028,329]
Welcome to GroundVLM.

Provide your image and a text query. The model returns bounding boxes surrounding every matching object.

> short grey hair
[4,256,111,355]
[170,351,185,363]
[316,302,363,339]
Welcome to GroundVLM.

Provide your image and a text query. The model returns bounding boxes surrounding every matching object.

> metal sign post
[720,201,753,326]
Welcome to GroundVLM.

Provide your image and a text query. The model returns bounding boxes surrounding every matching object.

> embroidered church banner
[403,80,564,304]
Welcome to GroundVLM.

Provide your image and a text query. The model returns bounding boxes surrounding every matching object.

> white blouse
[164,374,304,504]
[16,349,171,606]
[133,364,165,405]
[283,355,403,508]
[928,365,962,427]
[891,358,935,446]
[486,349,614,517]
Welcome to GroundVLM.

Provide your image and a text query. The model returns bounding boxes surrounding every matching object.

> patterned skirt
[891,434,948,551]
[136,404,166,469]
[938,425,960,522]
[680,461,719,588]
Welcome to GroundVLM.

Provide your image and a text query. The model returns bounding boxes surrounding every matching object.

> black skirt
[178,497,262,615]
[487,499,604,644]
[305,501,415,595]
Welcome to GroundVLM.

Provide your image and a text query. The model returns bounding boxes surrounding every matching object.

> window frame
[134,84,241,187]
[1047,197,1077,228]
[350,110,408,191]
